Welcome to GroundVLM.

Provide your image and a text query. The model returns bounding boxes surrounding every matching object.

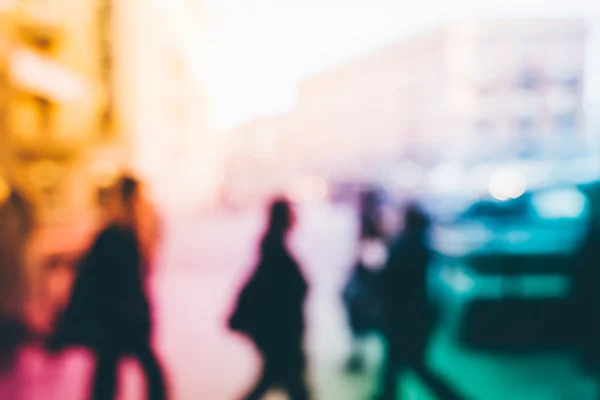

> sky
[197,0,600,130]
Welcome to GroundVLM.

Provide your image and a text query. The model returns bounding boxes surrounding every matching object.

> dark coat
[360,210,382,240]
[49,224,151,353]
[229,235,307,365]
[342,263,383,334]
[341,208,386,335]
[380,232,434,361]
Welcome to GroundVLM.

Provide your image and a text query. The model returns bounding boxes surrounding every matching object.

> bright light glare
[10,50,89,104]
[489,168,527,201]
[532,189,588,219]
[286,175,328,203]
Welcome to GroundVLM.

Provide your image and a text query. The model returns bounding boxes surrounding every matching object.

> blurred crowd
[0,174,600,400]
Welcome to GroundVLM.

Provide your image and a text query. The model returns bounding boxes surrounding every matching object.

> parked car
[431,186,592,350]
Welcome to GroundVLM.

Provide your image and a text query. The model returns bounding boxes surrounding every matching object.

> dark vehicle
[579,179,600,213]
[432,186,591,350]
[437,187,590,276]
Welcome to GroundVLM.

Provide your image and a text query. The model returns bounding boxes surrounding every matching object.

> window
[517,69,538,91]
[557,112,576,133]
[517,117,534,134]
[475,119,493,137]
[515,117,535,157]
[563,75,580,89]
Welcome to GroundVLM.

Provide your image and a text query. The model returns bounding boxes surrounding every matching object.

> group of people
[341,191,449,400]
[58,181,596,400]
[49,182,446,400]
[4,177,599,400]
[228,188,600,400]
[228,190,456,400]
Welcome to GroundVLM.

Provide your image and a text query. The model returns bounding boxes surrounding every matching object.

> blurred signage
[9,49,92,104]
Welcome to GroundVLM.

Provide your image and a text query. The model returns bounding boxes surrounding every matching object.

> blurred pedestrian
[342,189,387,373]
[48,175,167,400]
[229,198,309,400]
[0,189,34,374]
[374,204,466,400]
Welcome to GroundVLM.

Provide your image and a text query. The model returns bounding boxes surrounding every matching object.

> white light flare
[489,168,527,201]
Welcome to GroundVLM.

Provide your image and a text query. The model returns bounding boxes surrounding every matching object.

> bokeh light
[489,168,527,201]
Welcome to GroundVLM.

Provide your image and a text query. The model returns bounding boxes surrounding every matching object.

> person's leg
[346,331,367,372]
[90,348,120,400]
[132,340,167,400]
[374,337,402,400]
[0,344,24,400]
[345,311,368,373]
[413,364,467,400]
[282,368,310,400]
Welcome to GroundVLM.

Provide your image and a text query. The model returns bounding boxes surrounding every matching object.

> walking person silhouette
[49,175,168,400]
[373,204,467,400]
[229,198,310,400]
[342,189,387,373]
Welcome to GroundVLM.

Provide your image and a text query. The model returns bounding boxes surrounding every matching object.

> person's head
[404,203,430,235]
[266,197,295,238]
[360,189,378,214]
[112,175,142,228]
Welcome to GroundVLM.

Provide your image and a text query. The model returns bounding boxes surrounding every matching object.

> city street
[1,204,598,399]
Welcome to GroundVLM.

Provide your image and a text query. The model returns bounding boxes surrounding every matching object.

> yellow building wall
[0,0,122,225]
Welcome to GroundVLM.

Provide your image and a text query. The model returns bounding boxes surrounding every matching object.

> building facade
[222,116,288,207]
[116,0,224,216]
[0,0,112,225]
[296,19,588,177]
